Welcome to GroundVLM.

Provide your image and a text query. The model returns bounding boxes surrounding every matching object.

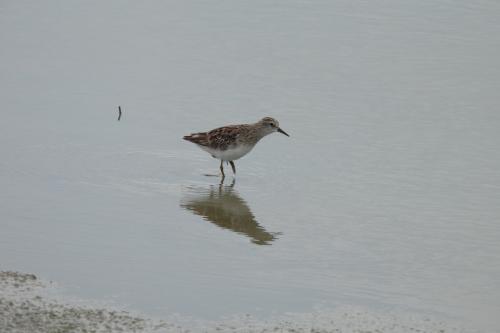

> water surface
[1,1,500,331]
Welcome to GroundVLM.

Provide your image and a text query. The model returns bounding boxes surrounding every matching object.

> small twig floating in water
[117,106,122,121]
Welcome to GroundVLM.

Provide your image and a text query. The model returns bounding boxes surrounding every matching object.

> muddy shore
[0,271,172,333]
[0,270,475,333]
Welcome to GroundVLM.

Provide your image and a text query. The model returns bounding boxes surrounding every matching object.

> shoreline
[0,271,169,333]
[0,270,477,333]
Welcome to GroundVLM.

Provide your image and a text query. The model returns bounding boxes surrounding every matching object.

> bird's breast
[203,144,255,161]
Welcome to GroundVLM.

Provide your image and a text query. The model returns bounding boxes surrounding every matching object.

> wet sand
[0,271,168,333]
[1,270,475,333]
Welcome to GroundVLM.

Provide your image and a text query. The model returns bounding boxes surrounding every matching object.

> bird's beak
[277,127,290,137]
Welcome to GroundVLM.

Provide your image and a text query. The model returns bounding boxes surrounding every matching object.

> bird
[183,117,289,178]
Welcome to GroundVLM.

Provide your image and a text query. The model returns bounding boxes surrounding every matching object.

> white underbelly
[201,145,254,161]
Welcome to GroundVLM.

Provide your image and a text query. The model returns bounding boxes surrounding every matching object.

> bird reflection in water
[180,180,280,245]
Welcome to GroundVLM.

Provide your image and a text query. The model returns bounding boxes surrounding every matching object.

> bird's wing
[206,126,242,150]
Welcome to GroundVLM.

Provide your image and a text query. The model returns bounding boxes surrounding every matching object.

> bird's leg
[220,160,225,179]
[229,161,236,175]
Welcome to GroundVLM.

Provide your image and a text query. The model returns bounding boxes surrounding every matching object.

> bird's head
[258,117,289,137]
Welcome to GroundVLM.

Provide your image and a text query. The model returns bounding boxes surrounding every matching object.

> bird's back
[183,124,252,151]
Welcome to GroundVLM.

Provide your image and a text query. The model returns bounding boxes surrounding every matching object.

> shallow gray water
[1,1,500,331]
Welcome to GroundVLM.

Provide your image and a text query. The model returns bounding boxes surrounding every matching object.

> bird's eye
[270,123,275,127]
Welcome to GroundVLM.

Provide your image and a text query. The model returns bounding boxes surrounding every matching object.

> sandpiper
[183,117,289,178]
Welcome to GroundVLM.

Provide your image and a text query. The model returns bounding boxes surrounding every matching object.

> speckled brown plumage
[183,117,289,178]
[183,125,253,151]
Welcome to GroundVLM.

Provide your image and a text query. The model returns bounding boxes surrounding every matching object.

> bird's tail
[183,132,209,146]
